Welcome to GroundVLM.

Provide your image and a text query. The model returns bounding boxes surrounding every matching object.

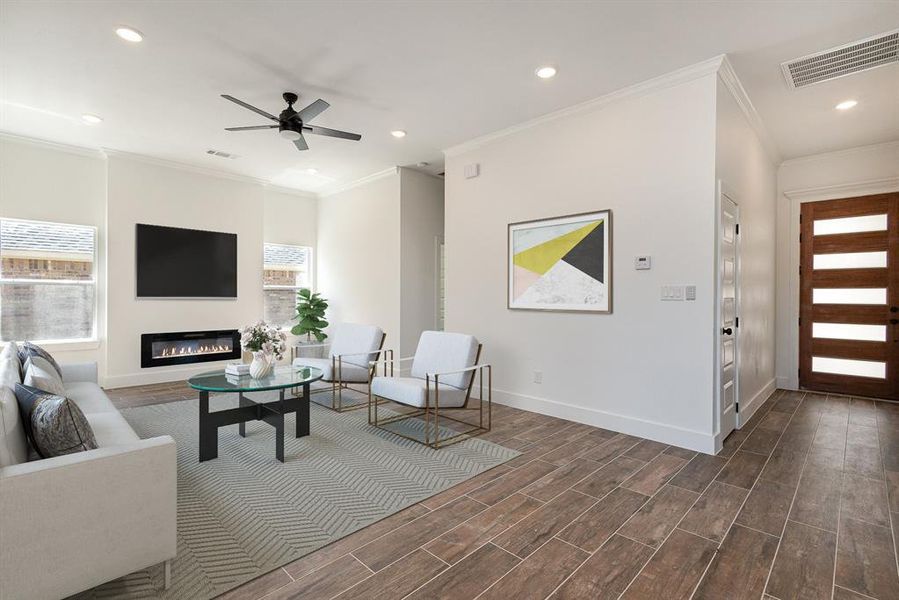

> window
[0,218,97,342]
[263,243,312,327]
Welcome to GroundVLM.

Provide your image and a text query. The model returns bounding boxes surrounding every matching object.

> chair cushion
[410,331,479,390]
[64,381,118,415]
[84,411,141,447]
[371,376,469,408]
[291,357,370,383]
[329,323,384,368]
[24,355,66,396]
[14,384,99,458]
[0,342,28,467]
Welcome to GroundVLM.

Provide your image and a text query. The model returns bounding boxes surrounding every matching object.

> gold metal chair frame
[291,333,392,412]
[367,344,492,449]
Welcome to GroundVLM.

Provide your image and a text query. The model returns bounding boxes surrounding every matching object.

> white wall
[0,135,107,366]
[104,155,266,387]
[316,170,402,347]
[775,141,899,389]
[399,167,444,356]
[714,77,778,429]
[444,72,720,452]
[263,188,317,250]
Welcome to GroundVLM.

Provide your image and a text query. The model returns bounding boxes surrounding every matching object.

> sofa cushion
[24,355,66,396]
[84,411,141,447]
[371,376,469,408]
[329,323,384,368]
[292,357,370,383]
[64,381,117,415]
[0,342,28,467]
[410,331,479,390]
[14,384,98,458]
[18,341,63,379]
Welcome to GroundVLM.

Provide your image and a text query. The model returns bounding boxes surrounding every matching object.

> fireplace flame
[156,344,232,358]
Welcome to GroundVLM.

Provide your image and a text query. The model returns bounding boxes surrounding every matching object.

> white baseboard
[102,360,246,389]
[737,378,777,429]
[488,388,717,454]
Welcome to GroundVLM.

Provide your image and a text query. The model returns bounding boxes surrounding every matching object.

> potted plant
[239,321,287,378]
[291,288,329,344]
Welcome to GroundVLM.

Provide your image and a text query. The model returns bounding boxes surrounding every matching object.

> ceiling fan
[221,92,361,152]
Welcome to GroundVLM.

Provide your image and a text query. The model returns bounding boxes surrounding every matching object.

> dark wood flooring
[107,384,899,600]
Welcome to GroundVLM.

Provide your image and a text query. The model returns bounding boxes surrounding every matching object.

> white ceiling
[1,1,897,194]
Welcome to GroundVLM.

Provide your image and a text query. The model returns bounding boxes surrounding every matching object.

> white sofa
[0,342,177,600]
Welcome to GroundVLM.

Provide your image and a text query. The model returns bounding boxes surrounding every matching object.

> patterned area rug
[72,391,518,599]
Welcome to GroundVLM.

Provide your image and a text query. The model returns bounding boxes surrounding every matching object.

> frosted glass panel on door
[813,288,887,305]
[812,356,886,379]
[812,323,887,341]
[813,252,887,270]
[814,214,888,235]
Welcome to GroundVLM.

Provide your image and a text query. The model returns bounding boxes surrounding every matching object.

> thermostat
[635,256,651,270]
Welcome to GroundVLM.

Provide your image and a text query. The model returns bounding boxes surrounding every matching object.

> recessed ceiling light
[535,66,557,79]
[391,130,407,138]
[305,168,318,175]
[81,113,103,124]
[835,99,858,110]
[115,26,144,43]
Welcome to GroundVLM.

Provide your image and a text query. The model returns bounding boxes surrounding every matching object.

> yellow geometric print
[513,220,601,275]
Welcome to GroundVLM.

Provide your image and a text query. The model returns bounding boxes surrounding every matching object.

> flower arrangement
[240,321,287,378]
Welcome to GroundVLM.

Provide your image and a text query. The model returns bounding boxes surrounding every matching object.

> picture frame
[507,209,612,313]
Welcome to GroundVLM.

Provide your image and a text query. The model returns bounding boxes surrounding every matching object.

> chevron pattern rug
[71,391,518,600]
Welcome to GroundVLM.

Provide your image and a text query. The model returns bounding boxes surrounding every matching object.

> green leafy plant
[291,288,329,342]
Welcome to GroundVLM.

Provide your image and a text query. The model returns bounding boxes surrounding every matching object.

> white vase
[249,352,273,379]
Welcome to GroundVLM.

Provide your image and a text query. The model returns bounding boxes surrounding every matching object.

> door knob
[722,328,733,335]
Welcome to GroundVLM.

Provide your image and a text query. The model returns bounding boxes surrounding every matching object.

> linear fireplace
[141,329,242,368]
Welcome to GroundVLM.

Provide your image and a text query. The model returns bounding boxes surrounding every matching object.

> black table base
[198,383,311,463]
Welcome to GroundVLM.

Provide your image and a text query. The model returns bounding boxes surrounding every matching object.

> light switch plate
[464,163,480,179]
[685,285,697,301]
[661,285,685,301]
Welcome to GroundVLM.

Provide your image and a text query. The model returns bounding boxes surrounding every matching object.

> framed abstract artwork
[507,210,612,313]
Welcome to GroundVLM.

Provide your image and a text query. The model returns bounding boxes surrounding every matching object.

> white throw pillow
[24,355,66,396]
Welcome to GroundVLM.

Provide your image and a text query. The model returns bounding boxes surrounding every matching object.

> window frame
[0,217,99,344]
[262,243,314,327]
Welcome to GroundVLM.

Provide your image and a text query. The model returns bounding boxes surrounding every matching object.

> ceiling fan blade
[221,95,279,122]
[297,99,330,123]
[303,125,362,141]
[293,134,309,151]
[225,125,280,131]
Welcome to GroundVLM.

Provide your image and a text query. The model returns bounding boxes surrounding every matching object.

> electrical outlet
[533,370,543,384]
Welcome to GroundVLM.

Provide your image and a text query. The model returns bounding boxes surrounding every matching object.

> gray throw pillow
[24,355,66,396]
[14,384,98,458]
[19,342,63,379]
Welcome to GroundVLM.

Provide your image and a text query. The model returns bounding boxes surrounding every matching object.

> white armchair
[292,322,389,411]
[368,331,492,448]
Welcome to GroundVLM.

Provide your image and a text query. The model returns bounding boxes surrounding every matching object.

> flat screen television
[136,224,237,298]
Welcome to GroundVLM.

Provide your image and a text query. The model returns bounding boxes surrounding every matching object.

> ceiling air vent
[206,149,239,159]
[781,29,898,89]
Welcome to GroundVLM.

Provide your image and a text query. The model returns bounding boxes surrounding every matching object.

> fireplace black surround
[141,329,242,368]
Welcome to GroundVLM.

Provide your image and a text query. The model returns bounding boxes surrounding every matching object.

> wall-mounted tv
[136,224,237,298]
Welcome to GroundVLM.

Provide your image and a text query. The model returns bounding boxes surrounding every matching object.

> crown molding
[262,184,318,199]
[443,55,726,158]
[0,131,106,159]
[319,166,398,198]
[102,148,273,187]
[783,176,899,202]
[780,139,899,168]
[717,55,782,165]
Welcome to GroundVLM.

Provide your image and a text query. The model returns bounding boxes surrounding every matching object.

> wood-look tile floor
[107,384,899,600]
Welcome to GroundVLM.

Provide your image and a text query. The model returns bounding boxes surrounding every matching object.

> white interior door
[718,188,740,438]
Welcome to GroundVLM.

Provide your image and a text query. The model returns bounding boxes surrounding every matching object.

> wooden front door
[799,192,898,400]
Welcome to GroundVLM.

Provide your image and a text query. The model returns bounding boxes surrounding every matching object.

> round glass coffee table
[188,366,323,463]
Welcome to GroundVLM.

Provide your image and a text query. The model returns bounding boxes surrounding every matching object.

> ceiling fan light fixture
[391,130,407,138]
[280,129,301,141]
[81,113,103,124]
[115,26,144,43]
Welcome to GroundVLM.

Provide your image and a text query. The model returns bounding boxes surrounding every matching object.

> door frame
[714,180,741,446]
[783,177,899,390]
